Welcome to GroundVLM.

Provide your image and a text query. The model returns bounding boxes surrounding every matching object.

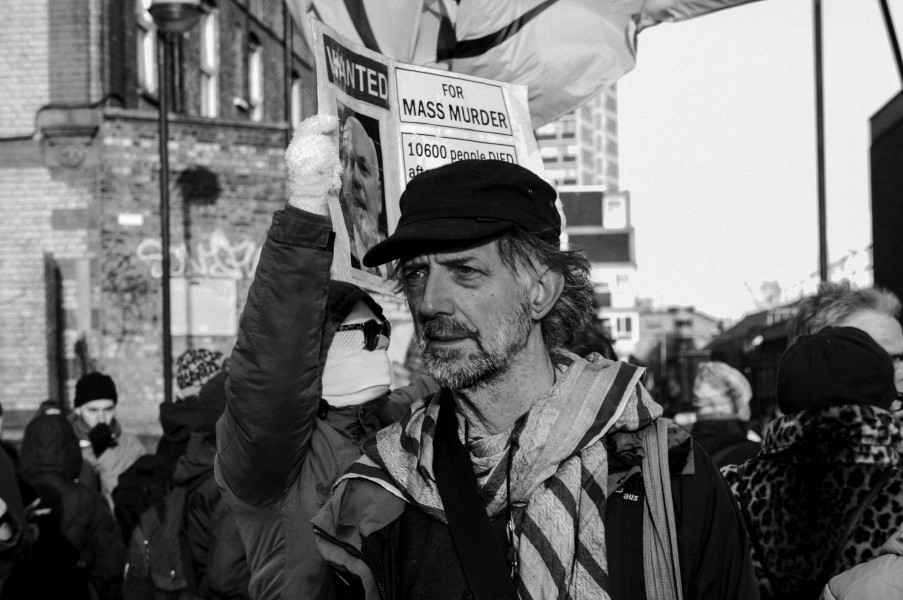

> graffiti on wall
[137,228,261,280]
[102,237,157,341]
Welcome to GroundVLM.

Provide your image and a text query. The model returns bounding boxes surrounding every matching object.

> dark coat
[157,395,202,465]
[174,430,250,599]
[313,419,759,600]
[17,413,126,598]
[215,206,434,599]
[692,419,761,468]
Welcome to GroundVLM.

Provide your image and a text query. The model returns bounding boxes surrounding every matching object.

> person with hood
[723,327,903,599]
[174,368,251,599]
[158,348,226,464]
[12,412,125,599]
[113,348,227,544]
[71,371,146,509]
[687,361,761,468]
[215,115,437,599]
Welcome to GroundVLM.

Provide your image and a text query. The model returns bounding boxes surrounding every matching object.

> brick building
[0,0,317,435]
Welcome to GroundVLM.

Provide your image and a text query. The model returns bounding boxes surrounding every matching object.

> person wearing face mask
[214,114,436,600]
[70,372,146,510]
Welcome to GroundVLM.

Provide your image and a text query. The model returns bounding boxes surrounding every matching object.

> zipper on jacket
[312,524,387,600]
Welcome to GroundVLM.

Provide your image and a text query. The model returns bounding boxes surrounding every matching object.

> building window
[137,0,157,95]
[291,71,303,126]
[560,118,576,138]
[248,36,263,121]
[603,195,627,229]
[615,317,633,338]
[594,292,612,308]
[200,10,219,117]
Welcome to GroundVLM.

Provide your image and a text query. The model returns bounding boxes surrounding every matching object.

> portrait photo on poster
[337,101,388,277]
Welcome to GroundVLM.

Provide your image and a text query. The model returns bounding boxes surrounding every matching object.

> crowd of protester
[0,116,901,599]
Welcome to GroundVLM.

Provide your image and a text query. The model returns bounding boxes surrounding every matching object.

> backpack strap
[819,467,897,584]
[433,394,516,600]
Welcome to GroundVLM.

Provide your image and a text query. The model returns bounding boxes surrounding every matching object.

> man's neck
[453,331,557,437]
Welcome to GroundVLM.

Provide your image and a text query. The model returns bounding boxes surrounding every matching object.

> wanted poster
[311,19,543,295]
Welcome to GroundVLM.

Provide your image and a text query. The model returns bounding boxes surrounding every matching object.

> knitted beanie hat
[692,361,753,421]
[777,326,896,413]
[74,372,118,408]
[175,348,225,399]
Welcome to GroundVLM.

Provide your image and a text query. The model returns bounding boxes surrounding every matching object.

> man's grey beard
[417,292,533,390]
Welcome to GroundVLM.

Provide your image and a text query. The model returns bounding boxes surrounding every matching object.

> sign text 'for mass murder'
[396,68,512,136]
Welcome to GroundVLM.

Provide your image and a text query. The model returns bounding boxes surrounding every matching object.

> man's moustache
[421,319,477,340]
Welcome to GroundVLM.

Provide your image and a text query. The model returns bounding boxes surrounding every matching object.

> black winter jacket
[18,413,126,598]
[215,206,435,600]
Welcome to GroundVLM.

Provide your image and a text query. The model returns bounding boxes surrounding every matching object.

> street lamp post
[149,1,202,404]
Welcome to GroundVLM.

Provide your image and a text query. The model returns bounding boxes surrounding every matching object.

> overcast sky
[618,0,902,321]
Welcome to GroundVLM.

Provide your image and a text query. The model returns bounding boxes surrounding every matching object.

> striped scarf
[342,353,663,599]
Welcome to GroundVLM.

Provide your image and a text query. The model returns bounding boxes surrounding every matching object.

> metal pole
[879,0,903,86]
[284,0,294,138]
[158,32,174,404]
[814,0,828,282]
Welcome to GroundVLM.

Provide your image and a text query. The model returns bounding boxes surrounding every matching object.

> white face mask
[321,302,392,407]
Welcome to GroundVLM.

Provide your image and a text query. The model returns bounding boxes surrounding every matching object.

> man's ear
[529,268,564,321]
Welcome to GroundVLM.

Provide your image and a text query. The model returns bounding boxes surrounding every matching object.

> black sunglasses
[335,319,391,351]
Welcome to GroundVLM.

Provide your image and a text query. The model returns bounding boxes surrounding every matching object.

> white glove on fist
[284,114,342,215]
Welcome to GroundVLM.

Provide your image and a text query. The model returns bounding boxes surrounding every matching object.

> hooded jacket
[160,369,249,600]
[19,413,126,598]
[157,396,202,465]
[821,520,903,600]
[215,206,436,600]
[176,430,251,599]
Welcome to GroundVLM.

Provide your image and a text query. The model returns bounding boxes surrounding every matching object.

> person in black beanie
[71,372,145,510]
[723,327,903,599]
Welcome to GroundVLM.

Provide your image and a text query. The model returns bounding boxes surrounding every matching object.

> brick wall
[0,143,96,412]
[1,1,51,137]
[48,0,92,104]
[0,0,317,439]
[96,110,288,431]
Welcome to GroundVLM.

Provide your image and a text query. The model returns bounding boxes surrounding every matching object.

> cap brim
[362,218,514,267]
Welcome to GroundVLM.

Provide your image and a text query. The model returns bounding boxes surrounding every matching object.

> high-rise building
[539,87,638,356]
[535,86,619,190]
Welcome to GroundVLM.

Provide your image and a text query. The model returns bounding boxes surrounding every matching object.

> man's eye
[404,269,426,282]
[453,266,479,277]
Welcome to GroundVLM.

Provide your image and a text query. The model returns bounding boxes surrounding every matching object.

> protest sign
[311,19,544,295]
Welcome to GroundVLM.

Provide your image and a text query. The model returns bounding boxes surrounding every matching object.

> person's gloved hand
[88,423,116,458]
[284,114,342,215]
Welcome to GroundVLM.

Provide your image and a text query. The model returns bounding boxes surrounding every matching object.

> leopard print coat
[722,405,903,600]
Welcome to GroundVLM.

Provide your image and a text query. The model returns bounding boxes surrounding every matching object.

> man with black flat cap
[313,156,758,599]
